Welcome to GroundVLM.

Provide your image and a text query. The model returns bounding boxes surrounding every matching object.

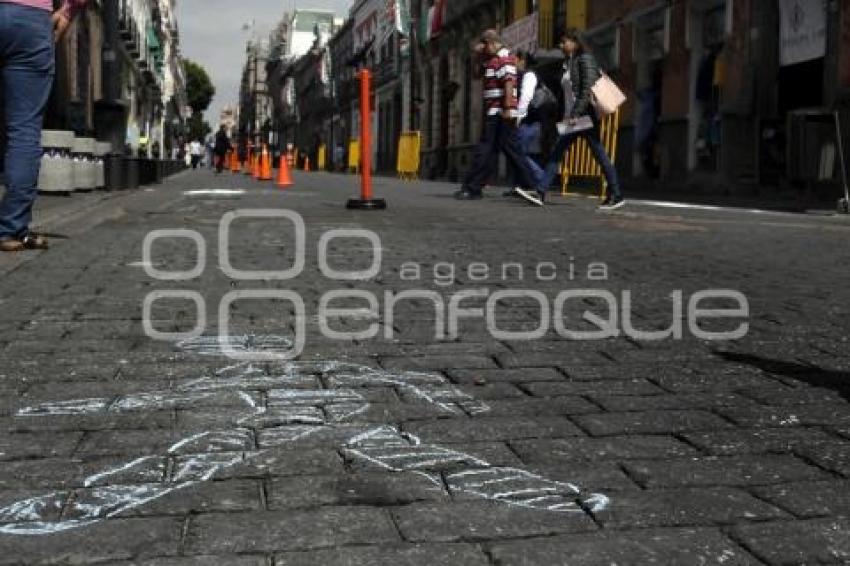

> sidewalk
[0,169,849,564]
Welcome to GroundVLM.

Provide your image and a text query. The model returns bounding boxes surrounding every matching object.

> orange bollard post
[304,156,311,173]
[231,148,240,174]
[347,69,386,210]
[277,154,293,188]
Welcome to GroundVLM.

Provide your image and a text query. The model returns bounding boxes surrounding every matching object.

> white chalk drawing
[0,337,609,535]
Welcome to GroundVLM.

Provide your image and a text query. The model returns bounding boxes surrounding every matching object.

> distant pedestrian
[213,125,230,174]
[516,29,625,209]
[205,138,214,169]
[454,30,540,201]
[0,0,87,252]
[190,139,203,170]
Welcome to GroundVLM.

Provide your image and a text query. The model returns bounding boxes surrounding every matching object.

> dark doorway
[778,57,825,114]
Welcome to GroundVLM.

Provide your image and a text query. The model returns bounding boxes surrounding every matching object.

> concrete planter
[38,130,75,194]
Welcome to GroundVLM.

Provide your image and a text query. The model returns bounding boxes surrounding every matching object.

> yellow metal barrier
[318,144,327,171]
[561,109,620,199]
[347,139,361,174]
[396,131,421,181]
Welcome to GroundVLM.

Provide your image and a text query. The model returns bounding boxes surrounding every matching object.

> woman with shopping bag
[516,28,626,210]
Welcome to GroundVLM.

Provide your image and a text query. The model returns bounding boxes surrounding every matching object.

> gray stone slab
[651,372,786,393]
[103,557,267,566]
[717,404,850,428]
[0,432,83,461]
[795,441,850,477]
[590,392,758,412]
[731,518,850,565]
[525,462,640,492]
[473,397,600,417]
[185,508,400,553]
[573,410,735,436]
[448,367,565,384]
[511,435,700,463]
[752,480,850,518]
[275,543,490,566]
[0,516,183,564]
[267,472,448,509]
[404,417,584,443]
[682,427,838,456]
[486,528,757,565]
[624,455,828,488]
[522,379,664,397]
[203,448,344,480]
[391,501,598,542]
[591,487,787,528]
[380,356,498,371]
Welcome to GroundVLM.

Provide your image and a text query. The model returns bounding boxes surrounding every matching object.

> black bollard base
[346,198,387,210]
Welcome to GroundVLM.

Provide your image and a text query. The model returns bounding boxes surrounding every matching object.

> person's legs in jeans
[586,130,622,200]
[512,121,543,188]
[461,116,500,194]
[0,5,55,242]
[498,120,540,192]
[538,132,579,194]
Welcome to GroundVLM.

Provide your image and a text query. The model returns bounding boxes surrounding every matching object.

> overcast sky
[176,0,351,125]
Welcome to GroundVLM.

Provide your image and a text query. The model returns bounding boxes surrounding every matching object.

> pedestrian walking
[505,50,555,197]
[454,30,540,201]
[0,0,87,252]
[189,139,203,170]
[516,29,625,210]
[213,125,230,174]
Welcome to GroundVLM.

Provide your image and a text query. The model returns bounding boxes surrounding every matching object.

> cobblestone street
[1,170,850,564]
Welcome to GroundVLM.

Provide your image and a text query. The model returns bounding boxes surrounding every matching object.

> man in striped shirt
[455,29,541,201]
[0,0,87,252]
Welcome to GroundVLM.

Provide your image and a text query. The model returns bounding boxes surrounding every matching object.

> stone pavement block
[740,385,848,406]
[104,557,267,566]
[526,462,640,492]
[486,528,757,565]
[396,383,524,403]
[185,507,400,554]
[380,356,497,371]
[474,397,600,417]
[275,543,490,566]
[345,441,523,471]
[651,372,785,392]
[511,435,699,464]
[0,431,83,460]
[522,379,664,397]
[21,380,175,405]
[795,441,850,477]
[7,410,175,433]
[717,404,850,428]
[731,518,850,565]
[75,429,255,457]
[0,456,166,489]
[0,362,120,384]
[403,417,584,443]
[752,480,850,519]
[69,479,262,518]
[682,427,838,456]
[591,487,787,528]
[267,472,448,510]
[0,516,183,565]
[624,455,828,488]
[217,448,344,479]
[0,488,65,524]
[497,352,608,368]
[573,410,735,436]
[448,367,565,384]
[589,392,758,412]
[391,500,598,542]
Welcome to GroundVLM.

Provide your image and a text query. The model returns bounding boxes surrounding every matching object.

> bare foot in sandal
[0,234,49,252]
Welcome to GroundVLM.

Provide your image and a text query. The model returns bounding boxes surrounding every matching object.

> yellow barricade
[348,139,360,174]
[396,131,421,180]
[561,109,621,199]
[318,144,327,171]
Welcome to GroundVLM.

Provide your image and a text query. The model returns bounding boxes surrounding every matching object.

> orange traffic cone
[252,152,260,179]
[231,150,240,174]
[304,156,311,173]
[259,146,273,181]
[277,154,293,188]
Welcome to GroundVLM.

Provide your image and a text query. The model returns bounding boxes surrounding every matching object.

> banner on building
[502,12,538,53]
[778,0,827,66]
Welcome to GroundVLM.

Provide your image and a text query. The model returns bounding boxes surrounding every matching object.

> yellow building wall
[567,0,587,30]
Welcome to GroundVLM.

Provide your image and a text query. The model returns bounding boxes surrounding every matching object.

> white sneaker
[599,197,626,211]
[515,188,544,207]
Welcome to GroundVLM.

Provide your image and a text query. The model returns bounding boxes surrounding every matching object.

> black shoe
[454,189,483,201]
[503,187,520,197]
[515,188,545,207]
[599,196,626,211]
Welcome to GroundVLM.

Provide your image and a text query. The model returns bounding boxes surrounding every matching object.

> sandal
[0,234,49,252]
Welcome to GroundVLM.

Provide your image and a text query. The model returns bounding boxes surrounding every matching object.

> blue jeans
[463,115,540,194]
[511,121,543,188]
[0,4,55,241]
[539,121,622,200]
